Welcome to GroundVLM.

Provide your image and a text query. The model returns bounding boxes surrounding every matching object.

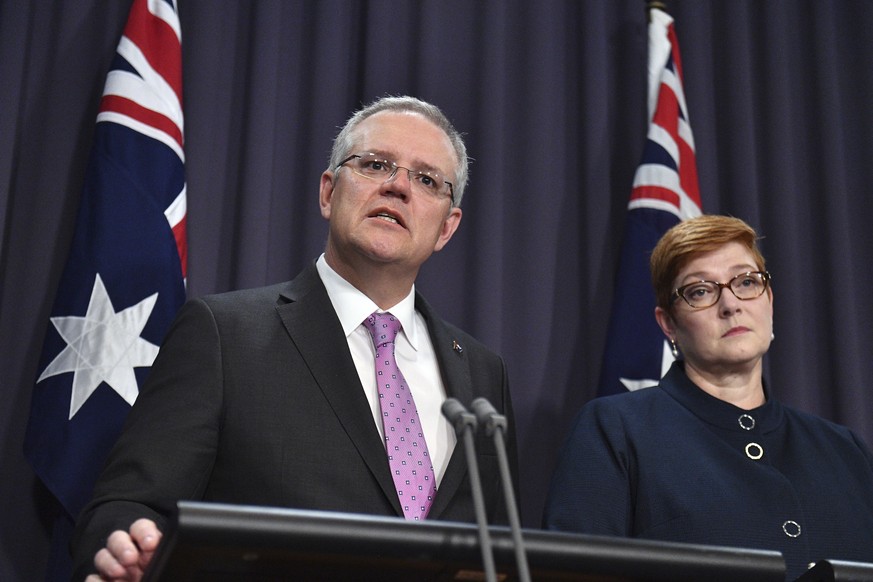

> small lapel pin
[452,340,463,354]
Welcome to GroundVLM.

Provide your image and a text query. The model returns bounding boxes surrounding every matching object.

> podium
[142,501,785,581]
[795,559,873,581]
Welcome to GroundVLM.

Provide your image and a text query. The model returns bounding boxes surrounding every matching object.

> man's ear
[319,171,335,220]
[433,207,462,252]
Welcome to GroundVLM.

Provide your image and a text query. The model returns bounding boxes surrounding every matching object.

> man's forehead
[351,111,455,163]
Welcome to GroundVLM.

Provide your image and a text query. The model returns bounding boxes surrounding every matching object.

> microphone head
[471,397,507,434]
[441,398,477,434]
[441,397,467,421]
[471,397,497,417]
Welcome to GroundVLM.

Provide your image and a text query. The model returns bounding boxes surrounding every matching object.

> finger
[105,530,141,568]
[129,518,161,550]
[128,518,162,567]
[93,547,128,580]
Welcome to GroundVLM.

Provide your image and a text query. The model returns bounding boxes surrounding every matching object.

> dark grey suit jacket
[71,263,517,579]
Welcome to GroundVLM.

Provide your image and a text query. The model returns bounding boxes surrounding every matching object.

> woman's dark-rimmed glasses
[673,271,771,309]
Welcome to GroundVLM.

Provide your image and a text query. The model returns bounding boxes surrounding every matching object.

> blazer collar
[275,263,475,521]
[275,263,402,515]
[661,361,784,433]
[414,293,474,519]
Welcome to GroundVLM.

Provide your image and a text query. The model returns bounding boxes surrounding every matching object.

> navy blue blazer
[543,362,873,580]
[71,263,517,580]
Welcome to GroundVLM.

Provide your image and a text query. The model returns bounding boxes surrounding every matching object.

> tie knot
[363,311,402,347]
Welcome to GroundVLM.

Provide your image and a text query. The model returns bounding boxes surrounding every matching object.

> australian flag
[598,5,702,397]
[24,0,185,577]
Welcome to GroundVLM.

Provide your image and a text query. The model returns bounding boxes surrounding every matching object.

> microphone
[471,397,531,582]
[441,398,497,582]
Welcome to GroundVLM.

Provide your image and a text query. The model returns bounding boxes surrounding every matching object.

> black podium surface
[795,559,873,582]
[142,501,785,581]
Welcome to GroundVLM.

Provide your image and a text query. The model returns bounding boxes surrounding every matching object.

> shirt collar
[315,254,421,349]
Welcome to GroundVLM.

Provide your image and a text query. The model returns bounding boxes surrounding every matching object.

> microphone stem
[460,424,497,582]
[493,425,530,582]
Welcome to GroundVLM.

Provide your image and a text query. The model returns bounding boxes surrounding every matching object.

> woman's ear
[654,305,676,341]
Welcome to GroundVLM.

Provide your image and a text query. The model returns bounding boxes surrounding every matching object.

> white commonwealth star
[619,339,676,392]
[38,273,160,419]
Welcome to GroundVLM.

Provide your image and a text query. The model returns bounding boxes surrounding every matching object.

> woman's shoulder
[575,386,677,430]
[780,403,873,457]
[586,384,672,409]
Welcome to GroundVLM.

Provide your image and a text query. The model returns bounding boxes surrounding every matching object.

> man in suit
[72,96,517,581]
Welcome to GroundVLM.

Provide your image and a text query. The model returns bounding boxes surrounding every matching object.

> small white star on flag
[23,4,187,572]
[620,340,676,391]
[38,273,159,419]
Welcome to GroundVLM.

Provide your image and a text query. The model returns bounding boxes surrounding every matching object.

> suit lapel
[415,294,472,519]
[274,264,403,516]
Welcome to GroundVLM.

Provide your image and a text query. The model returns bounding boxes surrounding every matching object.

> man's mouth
[374,212,399,224]
[370,209,404,228]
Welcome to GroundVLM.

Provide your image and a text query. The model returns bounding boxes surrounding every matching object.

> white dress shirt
[315,255,456,485]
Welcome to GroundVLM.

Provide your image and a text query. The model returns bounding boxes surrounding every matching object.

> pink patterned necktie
[363,311,436,520]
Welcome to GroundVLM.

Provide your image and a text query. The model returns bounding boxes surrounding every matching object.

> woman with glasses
[543,215,873,579]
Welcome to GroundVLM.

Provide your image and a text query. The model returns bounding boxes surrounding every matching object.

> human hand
[87,518,162,581]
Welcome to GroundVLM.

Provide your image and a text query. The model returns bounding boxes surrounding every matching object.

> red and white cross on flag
[24,0,186,577]
[598,3,702,397]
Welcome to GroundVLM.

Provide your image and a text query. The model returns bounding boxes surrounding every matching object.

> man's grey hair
[329,96,469,206]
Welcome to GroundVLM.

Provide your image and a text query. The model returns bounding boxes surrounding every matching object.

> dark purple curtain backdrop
[3,1,873,578]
